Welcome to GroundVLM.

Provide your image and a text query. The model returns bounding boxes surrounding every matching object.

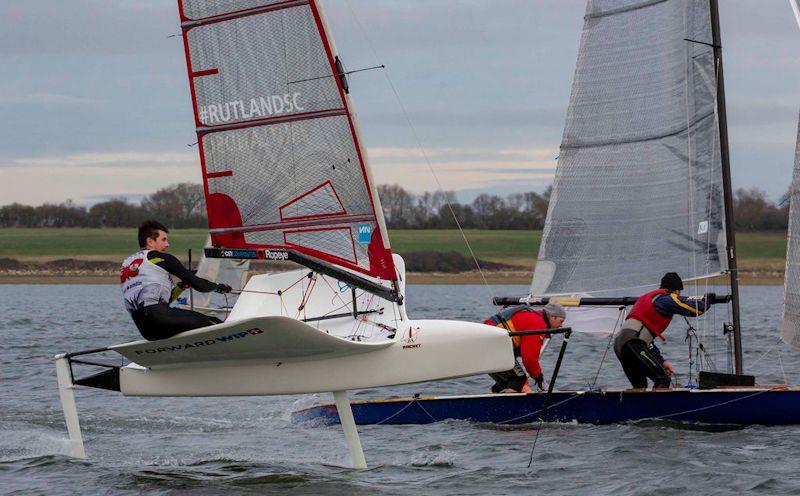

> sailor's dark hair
[138,220,169,248]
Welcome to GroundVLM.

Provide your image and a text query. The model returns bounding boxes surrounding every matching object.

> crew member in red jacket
[484,302,566,393]
[613,272,716,389]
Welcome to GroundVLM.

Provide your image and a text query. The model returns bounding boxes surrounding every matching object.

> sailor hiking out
[121,220,232,341]
[613,272,716,389]
[484,302,566,393]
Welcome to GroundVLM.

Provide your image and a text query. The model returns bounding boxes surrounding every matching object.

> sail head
[179,0,395,281]
[532,0,728,295]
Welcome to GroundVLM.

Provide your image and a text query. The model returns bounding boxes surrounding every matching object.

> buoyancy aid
[120,250,173,312]
[627,289,673,340]
[485,306,548,350]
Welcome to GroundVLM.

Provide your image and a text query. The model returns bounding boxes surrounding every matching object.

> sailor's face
[148,230,170,252]
[550,316,565,328]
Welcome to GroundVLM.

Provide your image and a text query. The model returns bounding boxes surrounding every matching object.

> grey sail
[781,112,800,348]
[532,0,728,295]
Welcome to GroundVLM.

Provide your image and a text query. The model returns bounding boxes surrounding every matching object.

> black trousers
[489,362,528,393]
[615,338,671,389]
[131,303,222,341]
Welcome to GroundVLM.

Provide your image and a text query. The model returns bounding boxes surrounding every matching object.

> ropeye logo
[263,250,289,261]
[198,93,304,125]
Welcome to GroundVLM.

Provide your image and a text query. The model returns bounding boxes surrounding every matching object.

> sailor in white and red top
[120,220,231,341]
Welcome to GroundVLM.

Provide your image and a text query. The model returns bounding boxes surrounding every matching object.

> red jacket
[627,288,672,340]
[485,307,549,379]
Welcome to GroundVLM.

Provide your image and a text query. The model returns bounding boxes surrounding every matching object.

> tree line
[0,183,790,231]
[0,183,206,229]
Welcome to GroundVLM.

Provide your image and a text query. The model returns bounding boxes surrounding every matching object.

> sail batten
[179,0,396,281]
[532,0,727,295]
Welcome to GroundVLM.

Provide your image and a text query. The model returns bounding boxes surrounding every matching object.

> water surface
[1,284,798,495]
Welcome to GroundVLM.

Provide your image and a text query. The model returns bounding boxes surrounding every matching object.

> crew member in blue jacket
[613,272,716,389]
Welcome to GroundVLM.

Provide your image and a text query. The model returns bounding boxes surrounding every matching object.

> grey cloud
[0,1,177,57]
[0,92,106,106]
[363,107,567,129]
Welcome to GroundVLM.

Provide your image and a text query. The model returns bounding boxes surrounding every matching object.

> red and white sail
[178,0,395,280]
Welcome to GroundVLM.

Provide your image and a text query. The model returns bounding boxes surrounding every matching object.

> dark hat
[660,272,683,291]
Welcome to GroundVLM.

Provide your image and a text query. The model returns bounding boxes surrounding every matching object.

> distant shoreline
[0,227,786,285]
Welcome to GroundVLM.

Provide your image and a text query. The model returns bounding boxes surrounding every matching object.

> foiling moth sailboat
[294,0,800,427]
[53,0,516,468]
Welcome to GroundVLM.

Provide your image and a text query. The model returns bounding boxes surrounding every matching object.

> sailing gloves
[533,374,545,391]
[215,283,233,293]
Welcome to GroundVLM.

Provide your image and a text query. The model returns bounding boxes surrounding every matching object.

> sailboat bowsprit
[295,0,800,428]
[53,0,518,468]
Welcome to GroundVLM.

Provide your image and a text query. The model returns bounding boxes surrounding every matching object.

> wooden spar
[710,0,744,374]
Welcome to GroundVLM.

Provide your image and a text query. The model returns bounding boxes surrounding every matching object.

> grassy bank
[0,228,540,264]
[0,228,786,283]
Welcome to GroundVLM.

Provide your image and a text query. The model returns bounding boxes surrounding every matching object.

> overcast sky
[1,0,799,206]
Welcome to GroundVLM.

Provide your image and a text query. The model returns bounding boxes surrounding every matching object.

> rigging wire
[590,307,626,390]
[748,337,784,369]
[341,0,494,301]
[778,347,789,385]
[684,26,734,377]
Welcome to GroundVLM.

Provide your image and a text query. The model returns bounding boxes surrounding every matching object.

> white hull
[119,319,512,396]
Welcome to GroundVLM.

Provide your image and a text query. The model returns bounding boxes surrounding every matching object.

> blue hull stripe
[292,389,800,426]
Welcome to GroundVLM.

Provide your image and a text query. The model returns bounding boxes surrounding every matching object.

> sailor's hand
[179,280,190,289]
[662,360,675,376]
[534,375,545,391]
[704,292,717,301]
[215,283,232,293]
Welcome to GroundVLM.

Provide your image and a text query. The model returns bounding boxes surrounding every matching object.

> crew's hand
[534,375,545,391]
[179,280,190,289]
[662,360,675,376]
[704,292,717,301]
[215,283,232,293]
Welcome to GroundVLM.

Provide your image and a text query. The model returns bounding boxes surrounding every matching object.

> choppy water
[1,284,799,495]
